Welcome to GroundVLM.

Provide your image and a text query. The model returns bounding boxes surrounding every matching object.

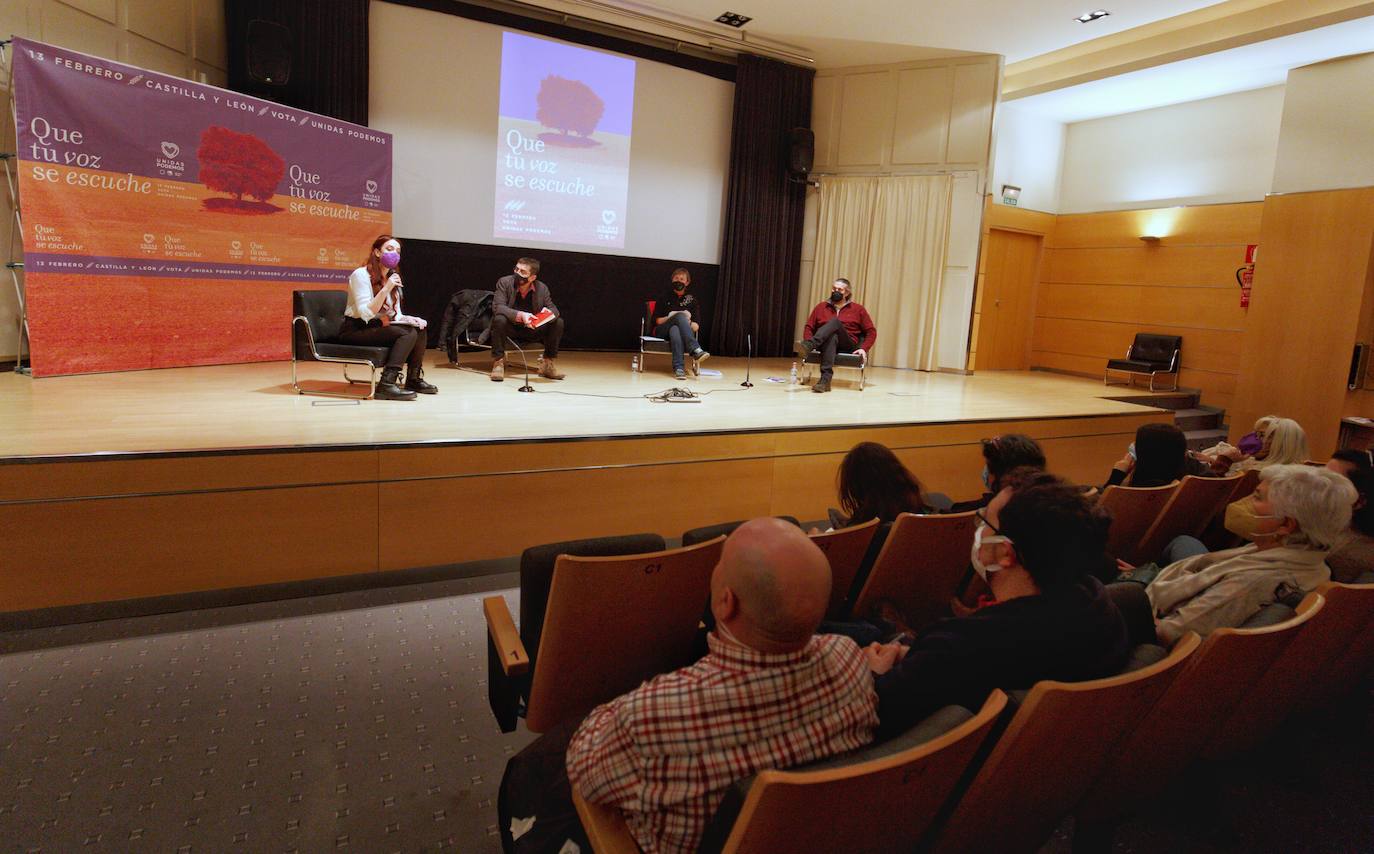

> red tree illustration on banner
[535,76,604,147]
[197,126,286,213]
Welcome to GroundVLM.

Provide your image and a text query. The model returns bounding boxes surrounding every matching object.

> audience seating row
[484,512,983,734]
[573,579,1374,852]
[1100,471,1258,565]
[485,505,1374,850]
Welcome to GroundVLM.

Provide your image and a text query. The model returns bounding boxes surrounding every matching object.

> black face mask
[673,283,687,293]
[829,291,845,303]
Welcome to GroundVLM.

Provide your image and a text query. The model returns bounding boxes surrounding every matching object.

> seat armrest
[293,315,320,357]
[483,596,530,677]
[573,789,641,854]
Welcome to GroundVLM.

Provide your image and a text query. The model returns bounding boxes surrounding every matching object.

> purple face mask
[380,250,400,268]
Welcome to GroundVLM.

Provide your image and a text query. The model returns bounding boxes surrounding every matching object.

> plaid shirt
[566,632,879,854]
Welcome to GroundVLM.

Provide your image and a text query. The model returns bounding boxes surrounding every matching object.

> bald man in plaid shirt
[564,518,879,853]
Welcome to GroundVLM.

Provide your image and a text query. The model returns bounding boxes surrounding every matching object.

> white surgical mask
[970,523,1011,582]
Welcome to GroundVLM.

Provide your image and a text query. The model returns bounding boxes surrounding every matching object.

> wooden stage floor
[0,353,1172,616]
[0,351,1163,458]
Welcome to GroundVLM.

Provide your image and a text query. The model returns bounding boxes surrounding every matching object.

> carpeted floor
[0,573,535,853]
[3,573,1372,853]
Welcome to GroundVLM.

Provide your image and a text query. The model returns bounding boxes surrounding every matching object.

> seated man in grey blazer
[490,256,566,381]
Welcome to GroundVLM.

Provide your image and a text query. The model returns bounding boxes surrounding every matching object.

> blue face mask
[981,466,992,490]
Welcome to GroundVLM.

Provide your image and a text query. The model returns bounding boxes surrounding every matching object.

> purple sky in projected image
[498,31,635,135]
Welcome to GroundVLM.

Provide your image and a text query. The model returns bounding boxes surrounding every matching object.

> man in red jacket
[801,277,877,393]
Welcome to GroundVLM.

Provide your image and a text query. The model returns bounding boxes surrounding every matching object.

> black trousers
[491,314,563,359]
[497,718,590,854]
[337,318,426,372]
[807,316,858,376]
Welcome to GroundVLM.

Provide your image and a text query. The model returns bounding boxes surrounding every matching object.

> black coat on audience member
[874,576,1129,739]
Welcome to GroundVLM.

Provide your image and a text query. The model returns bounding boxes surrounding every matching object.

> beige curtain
[804,174,952,371]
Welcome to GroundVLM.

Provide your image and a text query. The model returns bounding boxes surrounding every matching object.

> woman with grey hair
[1145,465,1354,645]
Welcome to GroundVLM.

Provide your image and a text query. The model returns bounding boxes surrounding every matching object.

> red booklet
[529,307,557,328]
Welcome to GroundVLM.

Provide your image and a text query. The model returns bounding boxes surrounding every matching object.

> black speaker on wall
[245,19,292,86]
[788,127,814,175]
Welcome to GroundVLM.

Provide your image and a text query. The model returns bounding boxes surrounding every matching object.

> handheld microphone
[740,333,754,388]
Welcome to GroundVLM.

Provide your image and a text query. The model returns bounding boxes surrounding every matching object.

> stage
[0,352,1170,616]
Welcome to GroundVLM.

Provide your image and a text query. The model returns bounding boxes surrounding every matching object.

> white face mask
[970,523,1011,582]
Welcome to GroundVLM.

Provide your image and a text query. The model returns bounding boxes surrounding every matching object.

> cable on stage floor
[540,385,755,402]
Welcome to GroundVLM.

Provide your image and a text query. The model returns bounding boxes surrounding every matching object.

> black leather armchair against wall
[291,290,389,399]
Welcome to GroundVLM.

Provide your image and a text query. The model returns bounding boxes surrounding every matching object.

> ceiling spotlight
[1075,9,1110,23]
[715,11,753,28]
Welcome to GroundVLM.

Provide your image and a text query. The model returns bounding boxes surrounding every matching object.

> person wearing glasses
[490,256,566,382]
[862,475,1129,738]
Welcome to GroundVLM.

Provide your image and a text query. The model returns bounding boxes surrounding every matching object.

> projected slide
[494,32,635,249]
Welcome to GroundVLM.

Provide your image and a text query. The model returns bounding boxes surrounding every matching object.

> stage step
[1173,405,1226,432]
[1105,390,1201,411]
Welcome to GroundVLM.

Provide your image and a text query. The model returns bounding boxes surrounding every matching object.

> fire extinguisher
[1236,244,1257,308]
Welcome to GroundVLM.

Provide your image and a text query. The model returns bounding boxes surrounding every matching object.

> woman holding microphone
[337,234,437,401]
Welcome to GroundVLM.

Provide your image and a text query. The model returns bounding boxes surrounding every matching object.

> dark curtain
[395,239,719,353]
[225,0,370,126]
[711,56,814,357]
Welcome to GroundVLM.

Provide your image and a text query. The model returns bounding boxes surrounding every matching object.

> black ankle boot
[375,367,417,401]
[405,367,438,394]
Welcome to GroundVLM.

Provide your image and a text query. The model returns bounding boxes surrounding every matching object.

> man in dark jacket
[865,478,1130,738]
[491,257,565,381]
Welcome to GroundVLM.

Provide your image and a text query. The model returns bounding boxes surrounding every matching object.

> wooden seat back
[1209,586,1368,754]
[933,633,1202,853]
[525,535,725,732]
[1098,482,1178,564]
[1228,468,1261,501]
[808,518,879,618]
[1076,595,1323,825]
[1136,473,1244,562]
[719,691,1007,854]
[1212,583,1374,754]
[850,511,978,630]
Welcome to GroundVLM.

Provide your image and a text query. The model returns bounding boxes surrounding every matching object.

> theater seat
[291,290,389,399]
[574,692,1008,854]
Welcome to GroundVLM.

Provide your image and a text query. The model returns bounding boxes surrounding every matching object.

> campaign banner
[11,37,393,376]
[493,31,634,250]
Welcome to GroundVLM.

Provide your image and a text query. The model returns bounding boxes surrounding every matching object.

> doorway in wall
[975,228,1042,369]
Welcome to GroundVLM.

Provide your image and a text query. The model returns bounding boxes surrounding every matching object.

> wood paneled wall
[812,57,999,174]
[1027,202,1262,412]
[1232,187,1374,456]
[1,411,1161,612]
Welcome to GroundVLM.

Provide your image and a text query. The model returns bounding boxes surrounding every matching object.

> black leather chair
[799,340,867,390]
[1104,333,1182,392]
[291,290,389,399]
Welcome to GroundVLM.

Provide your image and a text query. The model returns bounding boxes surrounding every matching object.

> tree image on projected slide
[536,76,605,148]
[494,31,634,249]
[197,126,285,214]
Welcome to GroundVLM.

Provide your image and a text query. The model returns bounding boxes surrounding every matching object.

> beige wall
[1058,86,1286,214]
[800,55,1000,370]
[0,0,227,361]
[1271,52,1374,194]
